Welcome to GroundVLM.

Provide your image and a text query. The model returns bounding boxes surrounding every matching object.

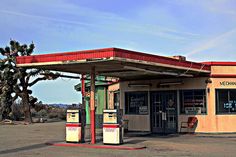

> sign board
[185,107,202,114]
[220,81,236,86]
[224,100,236,111]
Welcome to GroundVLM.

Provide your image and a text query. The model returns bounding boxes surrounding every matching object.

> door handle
[162,112,167,121]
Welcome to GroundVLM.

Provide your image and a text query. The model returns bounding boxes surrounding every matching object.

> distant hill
[47,103,81,109]
[48,104,69,108]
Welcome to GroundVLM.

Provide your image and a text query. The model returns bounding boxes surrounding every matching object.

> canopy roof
[16,48,211,80]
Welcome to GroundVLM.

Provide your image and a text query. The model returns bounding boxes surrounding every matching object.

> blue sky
[1,0,236,104]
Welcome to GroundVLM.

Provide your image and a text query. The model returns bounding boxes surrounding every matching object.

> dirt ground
[0,121,236,157]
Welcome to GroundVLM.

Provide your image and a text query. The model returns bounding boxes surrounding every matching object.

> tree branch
[12,94,18,102]
[29,77,47,87]
[13,85,23,98]
[40,73,80,79]
[28,69,42,77]
[26,69,42,84]
[25,75,31,84]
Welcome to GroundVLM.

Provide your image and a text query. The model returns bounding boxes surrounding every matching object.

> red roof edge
[113,48,210,71]
[16,47,210,71]
[210,74,236,78]
[202,62,236,66]
[16,48,116,65]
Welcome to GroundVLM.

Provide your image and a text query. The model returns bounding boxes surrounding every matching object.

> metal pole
[104,87,107,109]
[81,74,86,143]
[90,67,96,144]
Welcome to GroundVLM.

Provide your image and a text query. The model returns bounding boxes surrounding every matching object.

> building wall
[120,74,236,133]
[85,86,107,125]
[95,86,106,114]
[211,66,236,74]
[120,77,208,132]
[108,83,119,109]
[182,77,236,133]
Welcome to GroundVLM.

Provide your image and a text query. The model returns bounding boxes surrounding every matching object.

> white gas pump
[103,109,123,144]
[66,109,82,143]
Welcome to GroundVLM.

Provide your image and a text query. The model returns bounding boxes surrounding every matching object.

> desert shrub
[31,108,37,117]
[11,102,24,121]
[58,110,66,120]
[36,109,47,118]
[48,112,58,119]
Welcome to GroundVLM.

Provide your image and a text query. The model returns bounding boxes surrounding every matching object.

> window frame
[216,88,236,115]
[125,91,149,115]
[113,90,120,109]
[179,89,207,115]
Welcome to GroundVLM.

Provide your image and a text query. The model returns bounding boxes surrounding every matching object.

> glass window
[125,92,148,115]
[114,91,120,109]
[180,89,207,115]
[216,89,236,114]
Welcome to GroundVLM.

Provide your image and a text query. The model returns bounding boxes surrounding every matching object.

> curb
[46,142,146,150]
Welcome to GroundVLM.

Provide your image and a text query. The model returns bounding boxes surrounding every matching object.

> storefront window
[216,89,236,114]
[114,91,120,109]
[180,90,206,115]
[125,91,148,115]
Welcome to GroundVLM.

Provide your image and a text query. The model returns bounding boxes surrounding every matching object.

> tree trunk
[0,107,3,121]
[22,91,32,123]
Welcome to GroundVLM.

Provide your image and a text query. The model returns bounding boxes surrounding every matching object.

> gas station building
[16,48,236,134]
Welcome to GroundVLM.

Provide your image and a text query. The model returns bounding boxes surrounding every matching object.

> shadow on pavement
[125,139,146,144]
[125,132,181,138]
[0,140,63,155]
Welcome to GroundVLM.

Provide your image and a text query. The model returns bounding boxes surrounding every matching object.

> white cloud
[174,0,236,16]
[185,28,236,57]
[204,0,236,16]
[0,0,200,42]
[0,10,93,27]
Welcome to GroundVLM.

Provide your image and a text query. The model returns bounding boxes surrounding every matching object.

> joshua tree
[0,57,17,120]
[0,40,58,123]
